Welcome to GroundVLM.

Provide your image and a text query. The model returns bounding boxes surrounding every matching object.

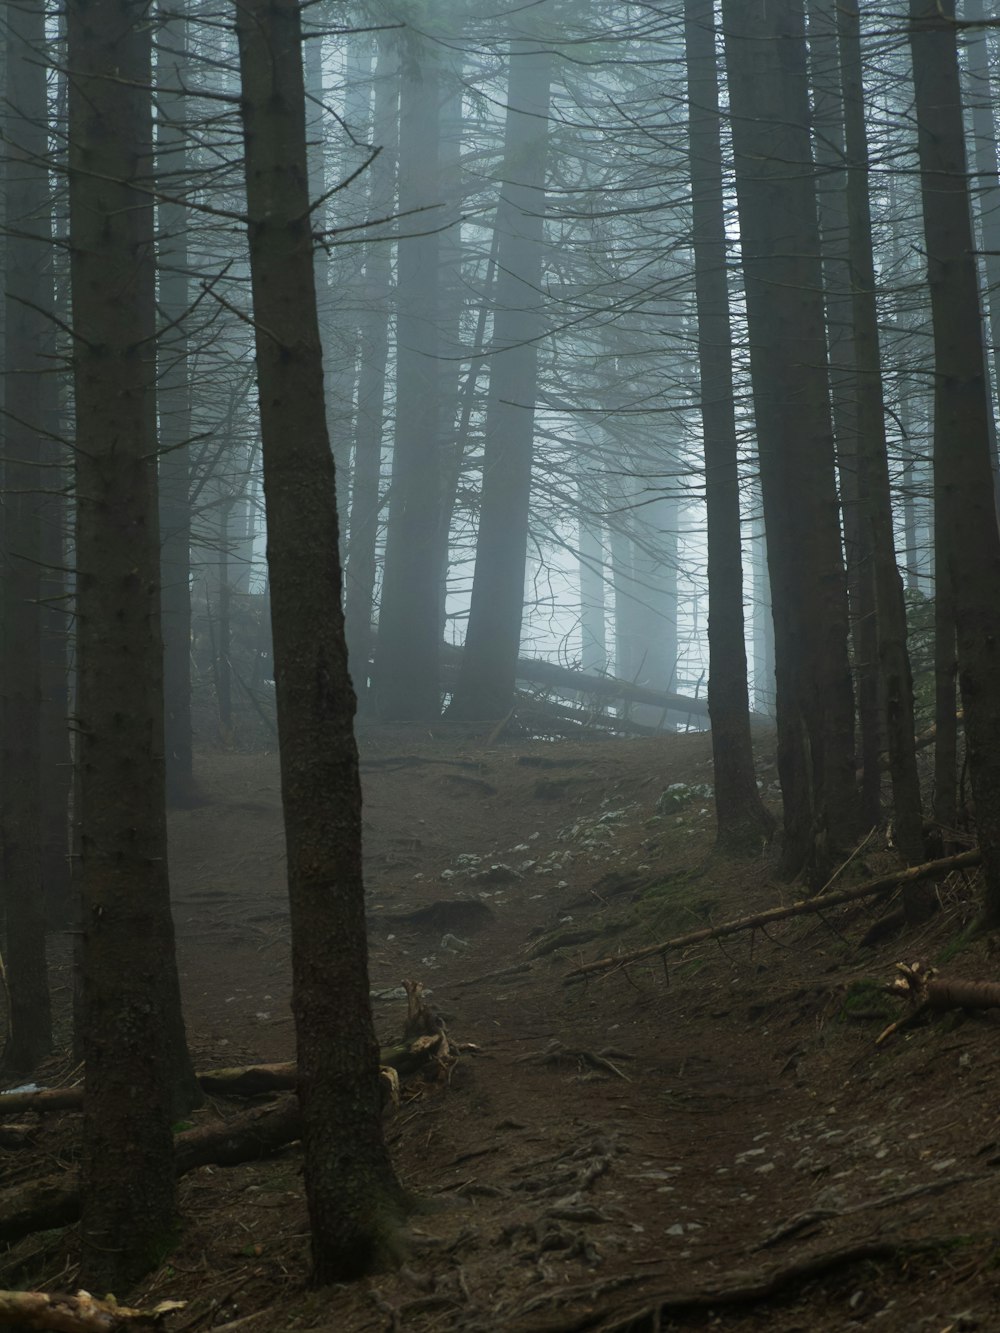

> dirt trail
[5,727,1000,1330]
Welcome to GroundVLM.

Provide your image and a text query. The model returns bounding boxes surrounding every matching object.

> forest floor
[4,722,1000,1332]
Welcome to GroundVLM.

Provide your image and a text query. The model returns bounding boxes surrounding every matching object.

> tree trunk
[684,0,774,852]
[447,36,552,719]
[722,0,859,879]
[909,0,1000,924]
[2,0,55,1071]
[67,0,200,1290]
[374,31,445,719]
[819,1,926,873]
[344,35,398,702]
[234,0,408,1281]
[156,0,197,806]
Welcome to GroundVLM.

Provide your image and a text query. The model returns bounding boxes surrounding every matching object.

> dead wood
[1,1033,453,1117]
[0,1290,184,1331]
[563,848,982,982]
[0,1086,85,1117]
[877,960,1000,1042]
[0,1030,455,1246]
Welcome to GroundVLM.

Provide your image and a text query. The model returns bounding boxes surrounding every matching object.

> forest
[3,0,1000,1328]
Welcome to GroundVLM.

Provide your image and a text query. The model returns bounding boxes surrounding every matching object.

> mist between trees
[3,0,1000,1292]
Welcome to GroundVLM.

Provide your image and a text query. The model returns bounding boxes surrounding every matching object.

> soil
[4,723,1000,1332]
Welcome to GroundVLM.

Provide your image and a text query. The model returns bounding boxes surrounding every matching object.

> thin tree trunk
[67,0,200,1289]
[234,0,408,1281]
[685,0,773,851]
[909,0,1000,924]
[447,36,552,719]
[374,31,444,719]
[2,0,54,1071]
[344,36,398,701]
[156,0,197,805]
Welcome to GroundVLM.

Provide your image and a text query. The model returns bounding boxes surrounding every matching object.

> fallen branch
[0,1288,183,1331]
[563,848,982,982]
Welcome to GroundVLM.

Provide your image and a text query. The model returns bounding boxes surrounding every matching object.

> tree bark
[344,37,398,703]
[156,0,197,806]
[835,2,924,876]
[374,30,445,719]
[2,0,55,1072]
[684,0,774,852]
[447,35,553,720]
[67,0,200,1290]
[234,0,408,1281]
[909,0,1000,925]
[722,0,859,880]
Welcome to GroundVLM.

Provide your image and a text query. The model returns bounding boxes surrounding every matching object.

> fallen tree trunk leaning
[563,848,982,982]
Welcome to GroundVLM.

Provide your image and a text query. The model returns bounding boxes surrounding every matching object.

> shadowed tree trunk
[2,0,55,1071]
[722,0,858,879]
[909,0,1000,924]
[684,0,774,852]
[156,0,197,806]
[835,1,924,880]
[447,34,552,720]
[374,29,444,720]
[67,0,201,1290]
[234,0,409,1280]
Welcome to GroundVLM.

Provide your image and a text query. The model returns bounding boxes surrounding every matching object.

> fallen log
[0,1099,303,1245]
[877,960,1000,1043]
[563,847,982,982]
[438,642,763,726]
[0,1001,456,1247]
[1,1037,448,1118]
[0,1288,184,1331]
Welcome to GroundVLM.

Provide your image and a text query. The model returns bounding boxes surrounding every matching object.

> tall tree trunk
[910,0,1000,924]
[722,0,858,879]
[835,1,924,876]
[962,0,1000,510]
[2,0,55,1071]
[447,36,552,719]
[685,0,773,851]
[156,0,197,805]
[344,36,398,701]
[67,0,200,1290]
[374,31,444,719]
[234,0,408,1280]
[808,0,880,827]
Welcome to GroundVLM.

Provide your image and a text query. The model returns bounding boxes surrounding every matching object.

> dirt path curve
[159,732,1000,1331]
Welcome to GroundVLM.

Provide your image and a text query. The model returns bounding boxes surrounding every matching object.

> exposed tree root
[524,1236,952,1332]
[564,848,982,982]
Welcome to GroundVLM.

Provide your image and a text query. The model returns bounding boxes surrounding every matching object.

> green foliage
[838,978,895,1023]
